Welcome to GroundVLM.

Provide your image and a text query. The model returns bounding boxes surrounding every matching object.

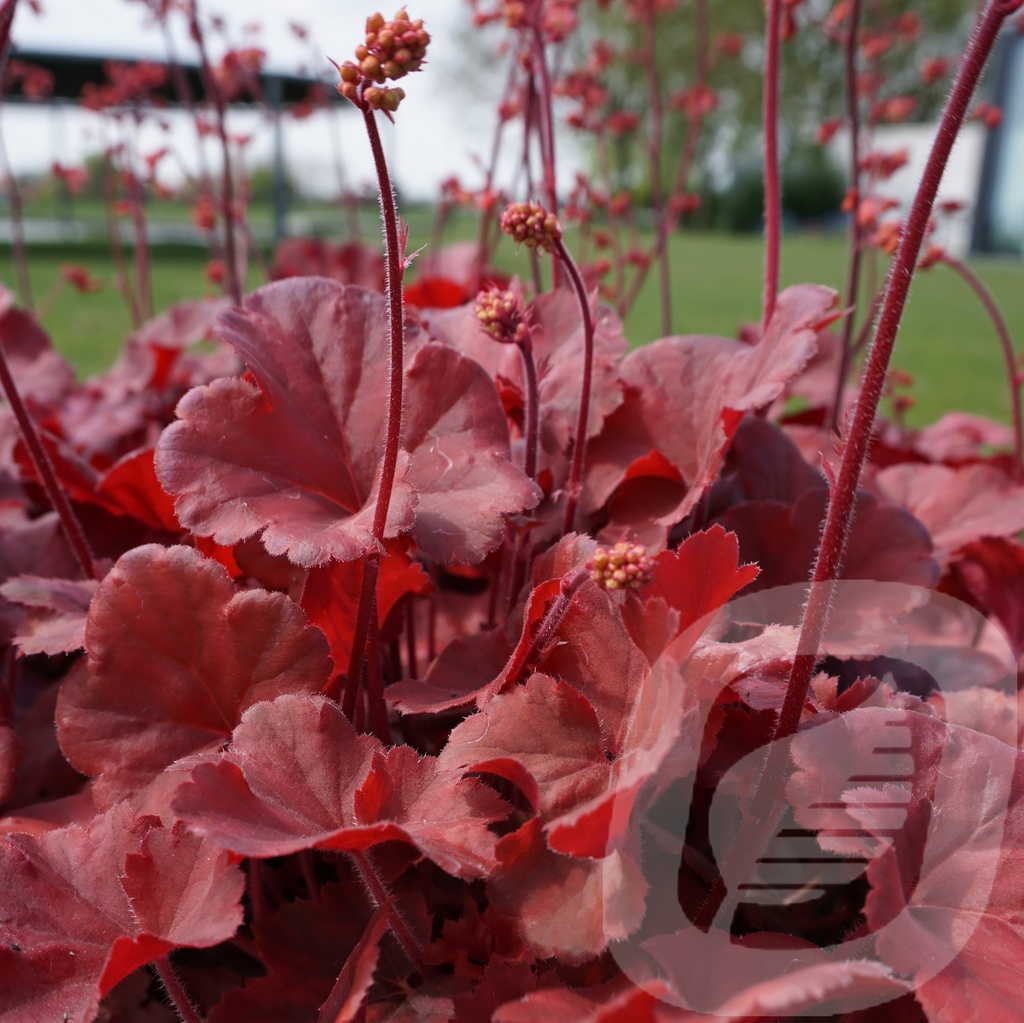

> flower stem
[350,850,424,970]
[504,566,589,687]
[519,338,540,483]
[938,251,1023,481]
[762,0,783,332]
[698,0,1021,934]
[782,0,1017,740]
[342,102,406,725]
[153,955,204,1023]
[189,0,243,307]
[0,347,98,581]
[831,0,864,431]
[554,239,596,535]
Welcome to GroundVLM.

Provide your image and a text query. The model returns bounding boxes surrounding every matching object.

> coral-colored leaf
[173,694,507,876]
[875,463,1024,563]
[155,279,538,566]
[584,284,835,528]
[440,673,609,820]
[489,818,647,962]
[788,707,1024,1022]
[56,544,332,806]
[0,805,243,1023]
[0,575,98,655]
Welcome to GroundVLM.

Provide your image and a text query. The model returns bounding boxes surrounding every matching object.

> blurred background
[1,0,1021,427]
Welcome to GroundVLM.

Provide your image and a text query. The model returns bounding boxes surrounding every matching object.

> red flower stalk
[477,285,540,483]
[332,12,429,732]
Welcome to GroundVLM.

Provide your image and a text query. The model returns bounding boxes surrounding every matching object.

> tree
[575,0,971,193]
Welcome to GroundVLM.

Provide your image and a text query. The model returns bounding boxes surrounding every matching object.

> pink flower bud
[588,542,654,591]
[499,200,563,254]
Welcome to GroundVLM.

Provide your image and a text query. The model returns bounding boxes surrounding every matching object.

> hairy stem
[189,0,243,306]
[831,0,864,430]
[782,0,1015,737]
[350,850,425,970]
[153,955,205,1023]
[939,251,1023,481]
[555,239,596,534]
[640,5,671,335]
[762,0,783,332]
[698,0,1018,932]
[518,338,540,483]
[504,566,590,687]
[0,348,98,580]
[342,103,407,725]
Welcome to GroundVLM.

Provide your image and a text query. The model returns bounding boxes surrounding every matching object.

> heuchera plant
[2,0,1024,1021]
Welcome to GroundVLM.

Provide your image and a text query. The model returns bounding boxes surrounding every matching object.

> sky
[3,0,575,199]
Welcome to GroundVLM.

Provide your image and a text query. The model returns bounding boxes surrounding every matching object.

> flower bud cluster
[588,542,654,591]
[335,9,429,112]
[475,288,533,347]
[499,201,563,254]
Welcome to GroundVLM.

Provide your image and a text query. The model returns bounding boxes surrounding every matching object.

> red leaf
[302,538,430,675]
[317,905,390,1023]
[427,290,627,481]
[404,277,469,309]
[173,694,507,876]
[644,526,760,643]
[208,880,375,1023]
[440,673,610,821]
[494,981,680,1023]
[947,537,1024,660]
[0,285,76,405]
[96,447,181,531]
[788,707,1024,1022]
[155,279,539,566]
[0,575,98,655]
[583,284,835,528]
[56,544,332,806]
[488,818,647,962]
[875,463,1024,563]
[0,805,243,1023]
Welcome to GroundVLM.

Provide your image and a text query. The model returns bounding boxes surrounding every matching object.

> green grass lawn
[3,226,1022,430]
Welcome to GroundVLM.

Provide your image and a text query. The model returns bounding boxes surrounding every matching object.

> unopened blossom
[333,9,429,112]
[475,287,533,347]
[589,542,654,591]
[499,201,562,254]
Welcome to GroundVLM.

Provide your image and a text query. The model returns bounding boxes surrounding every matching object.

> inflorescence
[475,287,533,347]
[334,9,430,112]
[499,200,563,254]
[588,541,654,591]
